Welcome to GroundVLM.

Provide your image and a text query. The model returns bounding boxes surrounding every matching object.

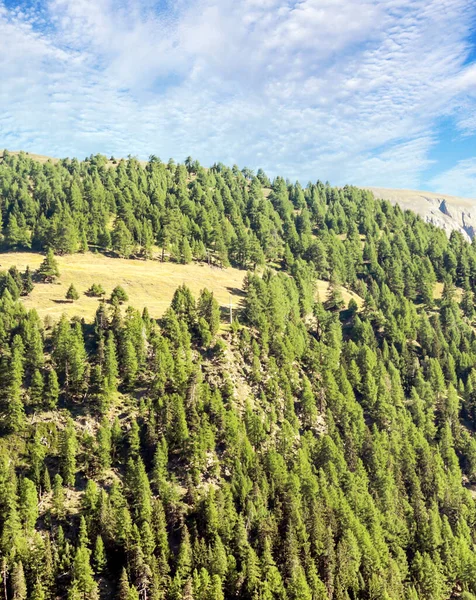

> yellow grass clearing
[1,251,363,324]
[0,150,60,164]
[315,280,363,307]
[433,282,463,301]
[0,150,148,169]
[0,252,246,322]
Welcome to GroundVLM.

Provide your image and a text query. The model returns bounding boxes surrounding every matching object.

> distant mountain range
[366,187,476,241]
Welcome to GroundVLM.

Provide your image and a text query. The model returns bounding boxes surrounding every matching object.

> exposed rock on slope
[366,187,476,240]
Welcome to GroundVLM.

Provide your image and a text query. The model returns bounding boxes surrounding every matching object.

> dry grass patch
[0,150,60,164]
[0,251,246,322]
[433,282,463,301]
[315,280,363,308]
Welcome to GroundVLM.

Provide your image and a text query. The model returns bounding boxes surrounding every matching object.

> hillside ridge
[3,149,474,241]
[366,186,476,240]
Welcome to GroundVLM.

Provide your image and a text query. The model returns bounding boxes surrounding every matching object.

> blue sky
[0,0,475,196]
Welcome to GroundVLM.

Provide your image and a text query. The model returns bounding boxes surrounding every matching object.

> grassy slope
[0,252,246,321]
[1,251,363,323]
[315,279,363,307]
[0,150,146,169]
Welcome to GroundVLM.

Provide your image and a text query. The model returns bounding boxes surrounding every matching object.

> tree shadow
[226,286,246,297]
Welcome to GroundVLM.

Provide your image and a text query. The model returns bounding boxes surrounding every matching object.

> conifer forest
[2,150,476,600]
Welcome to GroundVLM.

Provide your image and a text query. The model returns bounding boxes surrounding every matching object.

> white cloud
[0,0,475,193]
[429,158,476,197]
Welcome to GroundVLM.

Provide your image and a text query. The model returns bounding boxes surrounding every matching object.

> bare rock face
[365,187,476,241]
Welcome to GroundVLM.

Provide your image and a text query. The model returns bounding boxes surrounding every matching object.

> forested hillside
[2,150,476,599]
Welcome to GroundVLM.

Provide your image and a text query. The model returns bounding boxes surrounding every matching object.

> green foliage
[66,283,79,301]
[110,285,128,305]
[3,154,476,599]
[37,248,60,282]
[86,283,105,297]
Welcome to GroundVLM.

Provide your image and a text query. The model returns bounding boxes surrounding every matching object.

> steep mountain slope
[367,186,476,240]
[3,151,476,600]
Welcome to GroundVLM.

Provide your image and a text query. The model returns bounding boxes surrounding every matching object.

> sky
[0,0,475,196]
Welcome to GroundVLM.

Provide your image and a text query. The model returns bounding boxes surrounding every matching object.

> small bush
[110,285,128,305]
[66,283,79,301]
[87,283,105,297]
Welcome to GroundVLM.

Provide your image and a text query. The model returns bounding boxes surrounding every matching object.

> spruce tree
[93,535,107,574]
[21,266,34,296]
[118,568,131,600]
[11,561,27,600]
[30,579,46,600]
[45,368,60,409]
[53,474,65,519]
[19,477,38,532]
[111,285,129,305]
[60,418,78,487]
[69,546,99,600]
[29,369,44,406]
[38,249,60,282]
[5,335,26,432]
[66,284,80,301]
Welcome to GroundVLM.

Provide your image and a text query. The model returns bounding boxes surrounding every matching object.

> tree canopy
[1,151,476,599]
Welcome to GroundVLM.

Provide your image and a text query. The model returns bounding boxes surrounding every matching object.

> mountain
[2,150,476,600]
[367,186,476,240]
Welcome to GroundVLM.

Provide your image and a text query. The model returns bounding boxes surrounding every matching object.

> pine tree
[5,335,26,432]
[19,477,38,532]
[21,266,34,296]
[118,568,131,600]
[104,331,119,391]
[53,474,65,519]
[287,564,312,600]
[1,504,25,561]
[45,368,60,409]
[197,317,212,347]
[208,574,225,600]
[60,418,78,487]
[87,283,106,297]
[180,237,193,264]
[38,249,60,282]
[97,419,112,472]
[78,515,89,548]
[66,284,80,301]
[112,219,134,257]
[30,429,46,486]
[98,228,111,251]
[69,545,99,600]
[42,467,51,494]
[69,322,88,393]
[55,211,79,254]
[93,535,106,574]
[5,214,22,248]
[198,289,221,336]
[30,579,46,600]
[111,285,129,305]
[11,561,27,600]
[79,230,89,253]
[122,339,138,387]
[461,286,474,319]
[29,369,44,406]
